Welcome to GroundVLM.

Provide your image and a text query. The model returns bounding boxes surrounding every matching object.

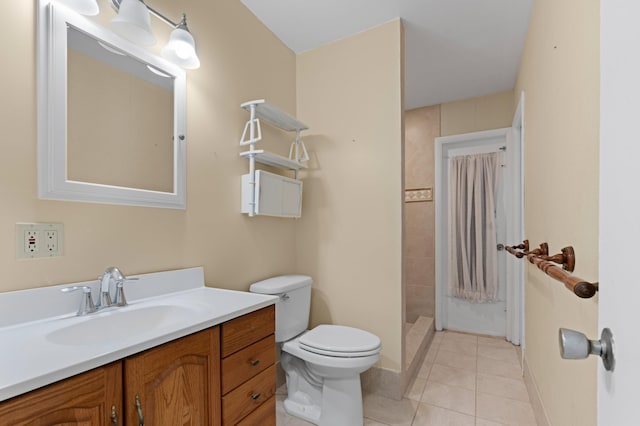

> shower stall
[402,96,524,383]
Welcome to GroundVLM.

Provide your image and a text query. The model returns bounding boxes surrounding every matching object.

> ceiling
[240,0,533,110]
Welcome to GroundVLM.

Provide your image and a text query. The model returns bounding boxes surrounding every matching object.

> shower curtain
[448,152,499,302]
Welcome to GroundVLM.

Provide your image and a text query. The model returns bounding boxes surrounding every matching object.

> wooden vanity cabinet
[0,362,122,425]
[0,306,276,425]
[221,305,276,425]
[124,327,221,426]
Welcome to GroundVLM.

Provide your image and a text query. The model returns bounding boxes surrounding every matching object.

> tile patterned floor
[277,330,537,425]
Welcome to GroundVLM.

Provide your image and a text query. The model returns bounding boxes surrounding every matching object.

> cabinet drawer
[235,395,276,426]
[221,306,275,357]
[221,364,276,425]
[222,334,275,394]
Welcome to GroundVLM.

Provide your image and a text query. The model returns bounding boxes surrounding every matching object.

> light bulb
[174,42,193,60]
[161,25,200,69]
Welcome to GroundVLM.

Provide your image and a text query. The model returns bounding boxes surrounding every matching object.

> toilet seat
[298,325,381,358]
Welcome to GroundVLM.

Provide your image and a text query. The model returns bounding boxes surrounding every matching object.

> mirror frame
[37,0,187,209]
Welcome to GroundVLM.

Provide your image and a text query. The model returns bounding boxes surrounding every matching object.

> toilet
[250,275,381,426]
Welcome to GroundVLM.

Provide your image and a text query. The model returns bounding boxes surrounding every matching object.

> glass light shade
[56,0,99,15]
[162,27,200,70]
[110,0,156,46]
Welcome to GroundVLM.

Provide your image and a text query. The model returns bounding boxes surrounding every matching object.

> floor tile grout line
[418,399,476,419]
[476,389,532,404]
[424,374,476,393]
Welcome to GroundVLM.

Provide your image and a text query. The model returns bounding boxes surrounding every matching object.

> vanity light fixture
[161,15,200,70]
[56,0,99,15]
[110,0,201,69]
[110,0,155,46]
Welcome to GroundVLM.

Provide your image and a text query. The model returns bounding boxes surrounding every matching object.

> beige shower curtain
[448,152,499,302]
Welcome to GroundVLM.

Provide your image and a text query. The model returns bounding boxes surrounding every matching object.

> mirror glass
[37,1,186,209]
[67,26,174,193]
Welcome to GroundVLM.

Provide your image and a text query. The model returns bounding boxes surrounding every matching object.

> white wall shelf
[239,99,309,217]
[240,99,308,132]
[239,150,307,170]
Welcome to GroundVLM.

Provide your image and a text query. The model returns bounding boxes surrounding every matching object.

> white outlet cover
[15,223,64,259]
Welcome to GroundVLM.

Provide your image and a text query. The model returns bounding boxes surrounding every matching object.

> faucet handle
[114,277,139,307]
[61,286,96,316]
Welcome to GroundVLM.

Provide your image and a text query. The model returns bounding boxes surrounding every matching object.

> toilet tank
[249,275,312,342]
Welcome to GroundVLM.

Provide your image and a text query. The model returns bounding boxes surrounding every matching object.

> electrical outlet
[16,223,63,259]
[44,230,58,253]
[24,230,38,254]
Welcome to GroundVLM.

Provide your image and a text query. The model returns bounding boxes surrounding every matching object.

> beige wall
[1,0,298,292]
[515,0,599,424]
[441,90,515,136]
[295,20,404,371]
[403,92,513,324]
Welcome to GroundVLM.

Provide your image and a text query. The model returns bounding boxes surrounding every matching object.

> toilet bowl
[250,275,381,426]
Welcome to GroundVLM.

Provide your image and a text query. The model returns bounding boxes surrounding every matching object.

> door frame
[434,121,524,343]
[509,92,526,347]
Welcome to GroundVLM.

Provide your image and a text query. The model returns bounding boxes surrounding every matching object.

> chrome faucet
[62,267,138,315]
[98,267,124,308]
[98,266,138,308]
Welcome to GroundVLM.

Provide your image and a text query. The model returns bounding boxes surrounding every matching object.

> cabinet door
[124,327,221,426]
[0,362,122,425]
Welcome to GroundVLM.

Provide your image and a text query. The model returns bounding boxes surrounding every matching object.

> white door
[435,127,523,339]
[598,1,640,422]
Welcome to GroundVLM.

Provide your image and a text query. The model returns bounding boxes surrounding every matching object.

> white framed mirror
[37,0,187,209]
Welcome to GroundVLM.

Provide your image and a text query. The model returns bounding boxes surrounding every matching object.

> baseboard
[361,366,403,400]
[523,355,551,426]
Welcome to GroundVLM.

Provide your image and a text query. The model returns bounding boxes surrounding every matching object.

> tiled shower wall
[404,105,440,323]
[403,92,514,324]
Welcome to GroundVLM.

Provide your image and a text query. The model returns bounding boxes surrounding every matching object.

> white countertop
[0,267,277,401]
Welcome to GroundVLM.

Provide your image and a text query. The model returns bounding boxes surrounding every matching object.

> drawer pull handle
[135,394,145,426]
[111,405,119,426]
[250,359,260,366]
[251,392,261,400]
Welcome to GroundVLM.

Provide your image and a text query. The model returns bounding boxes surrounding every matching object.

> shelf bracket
[239,117,262,146]
[289,130,309,163]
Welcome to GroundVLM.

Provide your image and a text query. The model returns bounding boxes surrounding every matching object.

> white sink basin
[46,304,194,346]
[0,267,278,402]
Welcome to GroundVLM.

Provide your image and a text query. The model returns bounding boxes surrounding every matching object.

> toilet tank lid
[250,275,312,294]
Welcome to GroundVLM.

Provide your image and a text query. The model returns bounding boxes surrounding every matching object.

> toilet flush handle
[281,293,290,301]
